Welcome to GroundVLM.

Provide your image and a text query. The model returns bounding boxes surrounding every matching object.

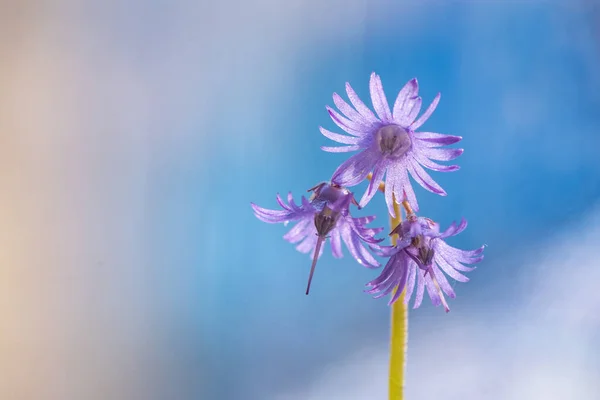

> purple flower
[366,215,484,312]
[251,182,383,294]
[321,72,463,216]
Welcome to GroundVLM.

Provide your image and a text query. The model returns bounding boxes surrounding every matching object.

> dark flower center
[412,234,434,266]
[314,206,340,237]
[375,125,411,159]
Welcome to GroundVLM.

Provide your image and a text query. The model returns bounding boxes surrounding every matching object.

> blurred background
[1,0,600,399]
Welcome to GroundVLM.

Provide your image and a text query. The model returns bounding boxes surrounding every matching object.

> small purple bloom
[321,72,463,216]
[366,214,484,312]
[251,182,383,294]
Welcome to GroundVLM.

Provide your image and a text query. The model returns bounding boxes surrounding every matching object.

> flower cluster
[251,73,484,311]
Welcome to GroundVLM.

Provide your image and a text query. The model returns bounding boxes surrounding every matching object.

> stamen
[401,200,413,216]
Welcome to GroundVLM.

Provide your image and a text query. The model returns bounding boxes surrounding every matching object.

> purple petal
[345,82,378,122]
[407,159,447,195]
[327,107,367,137]
[359,160,386,208]
[431,264,456,298]
[276,193,290,210]
[424,273,442,307]
[436,241,484,264]
[340,223,379,268]
[333,92,371,127]
[321,145,360,153]
[251,203,298,223]
[369,72,392,122]
[403,263,417,305]
[331,229,343,258]
[331,150,379,187]
[413,269,426,309]
[398,96,422,126]
[384,167,399,218]
[440,218,468,238]
[371,260,406,298]
[319,126,359,145]
[414,132,462,146]
[372,244,403,258]
[437,251,478,273]
[422,147,464,161]
[367,254,400,288]
[435,254,470,282]
[414,152,460,172]
[411,93,440,130]
[296,233,318,254]
[402,181,419,212]
[392,78,419,122]
[283,218,313,243]
[388,164,419,212]
[389,267,409,305]
[354,216,375,225]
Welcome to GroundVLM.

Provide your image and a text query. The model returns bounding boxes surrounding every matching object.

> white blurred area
[0,1,375,399]
[276,207,600,400]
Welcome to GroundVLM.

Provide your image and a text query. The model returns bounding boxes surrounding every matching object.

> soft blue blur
[184,2,600,399]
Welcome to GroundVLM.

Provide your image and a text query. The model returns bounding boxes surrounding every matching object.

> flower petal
[413,268,426,309]
[319,126,359,145]
[422,147,464,161]
[296,232,318,254]
[359,160,386,208]
[393,78,419,122]
[407,159,447,195]
[414,132,462,146]
[340,222,379,268]
[331,150,379,187]
[330,228,343,258]
[251,203,290,223]
[389,260,410,305]
[440,218,468,238]
[345,82,378,122]
[398,96,422,126]
[369,72,392,122]
[431,264,456,298]
[435,254,470,282]
[413,152,460,172]
[403,263,417,305]
[411,93,440,130]
[321,145,361,153]
[424,273,442,307]
[283,218,312,243]
[327,106,367,137]
[333,92,371,127]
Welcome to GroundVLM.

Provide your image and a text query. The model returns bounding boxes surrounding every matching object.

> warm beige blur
[0,0,375,398]
[0,4,157,399]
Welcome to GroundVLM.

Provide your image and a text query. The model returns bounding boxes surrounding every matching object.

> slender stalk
[388,199,407,400]
[366,173,408,400]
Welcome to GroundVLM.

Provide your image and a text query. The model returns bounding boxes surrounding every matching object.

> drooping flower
[366,214,484,312]
[321,72,463,216]
[251,182,383,294]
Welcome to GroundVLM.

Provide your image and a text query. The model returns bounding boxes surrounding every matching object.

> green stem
[388,200,407,400]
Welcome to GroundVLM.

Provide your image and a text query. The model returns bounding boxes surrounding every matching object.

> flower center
[411,234,435,266]
[375,125,411,158]
[314,206,341,237]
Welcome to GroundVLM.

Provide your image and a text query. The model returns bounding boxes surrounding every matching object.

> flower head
[366,214,484,312]
[251,182,383,294]
[321,72,463,216]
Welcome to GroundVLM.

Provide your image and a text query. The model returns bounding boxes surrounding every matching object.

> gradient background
[1,1,600,399]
